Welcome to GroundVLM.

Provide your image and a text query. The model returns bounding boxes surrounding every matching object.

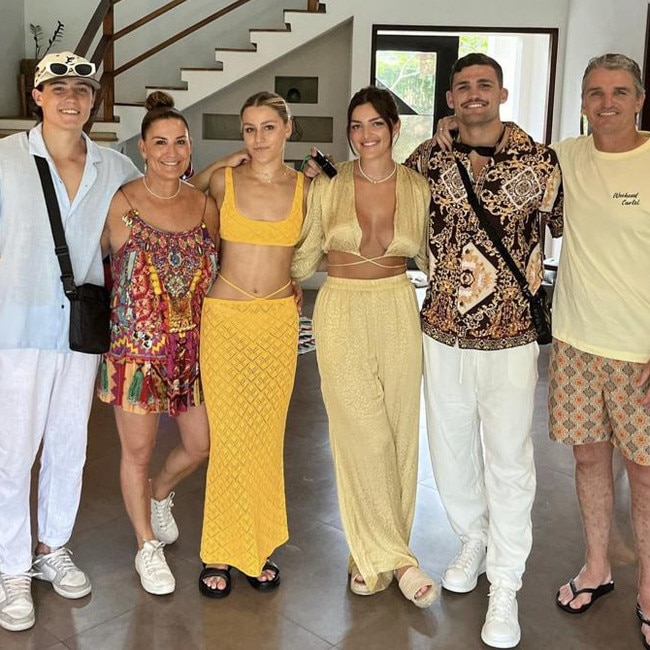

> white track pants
[0,349,98,574]
[422,336,538,589]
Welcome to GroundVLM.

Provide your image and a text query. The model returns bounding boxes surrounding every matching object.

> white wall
[23,1,95,59]
[559,0,648,139]
[0,1,26,115]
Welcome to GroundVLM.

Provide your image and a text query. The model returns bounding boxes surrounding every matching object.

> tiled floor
[2,290,643,649]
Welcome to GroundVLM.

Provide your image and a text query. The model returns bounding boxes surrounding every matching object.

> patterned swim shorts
[548,338,650,465]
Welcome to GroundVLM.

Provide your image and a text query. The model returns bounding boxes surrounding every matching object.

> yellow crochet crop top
[219,166,305,247]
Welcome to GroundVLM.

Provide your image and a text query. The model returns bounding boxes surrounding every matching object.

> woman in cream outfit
[293,86,438,607]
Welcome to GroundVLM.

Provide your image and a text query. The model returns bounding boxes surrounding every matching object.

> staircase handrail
[73,0,322,128]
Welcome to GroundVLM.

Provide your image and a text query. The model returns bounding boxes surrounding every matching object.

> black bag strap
[32,153,78,298]
[454,158,536,301]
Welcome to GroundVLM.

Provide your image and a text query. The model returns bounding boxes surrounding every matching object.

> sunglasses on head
[45,61,96,77]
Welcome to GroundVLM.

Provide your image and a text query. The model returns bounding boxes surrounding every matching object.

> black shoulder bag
[33,154,111,354]
[454,158,552,345]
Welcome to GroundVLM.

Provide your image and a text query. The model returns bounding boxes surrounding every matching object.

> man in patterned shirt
[550,54,650,647]
[405,53,563,648]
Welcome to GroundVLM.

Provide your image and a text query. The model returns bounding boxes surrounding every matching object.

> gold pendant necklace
[357,160,397,184]
[251,165,289,184]
[142,176,182,200]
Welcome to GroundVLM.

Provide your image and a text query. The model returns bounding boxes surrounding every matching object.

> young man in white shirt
[0,51,139,632]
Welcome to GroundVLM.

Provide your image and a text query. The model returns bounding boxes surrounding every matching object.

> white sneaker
[481,585,521,648]
[0,573,35,632]
[151,491,179,545]
[32,547,91,599]
[135,540,175,595]
[442,540,487,593]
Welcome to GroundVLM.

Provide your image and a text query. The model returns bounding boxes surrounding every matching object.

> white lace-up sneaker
[0,573,35,632]
[135,540,175,595]
[32,547,91,599]
[151,491,179,545]
[442,540,487,593]
[481,585,521,648]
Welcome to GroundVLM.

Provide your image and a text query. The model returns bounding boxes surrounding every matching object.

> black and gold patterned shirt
[404,122,563,350]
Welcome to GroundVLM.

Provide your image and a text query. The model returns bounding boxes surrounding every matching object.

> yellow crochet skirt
[200,295,298,576]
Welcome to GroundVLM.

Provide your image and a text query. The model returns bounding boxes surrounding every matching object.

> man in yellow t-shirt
[550,54,650,647]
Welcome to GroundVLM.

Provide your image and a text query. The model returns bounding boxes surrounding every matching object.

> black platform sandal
[636,602,650,650]
[198,564,232,599]
[246,559,281,591]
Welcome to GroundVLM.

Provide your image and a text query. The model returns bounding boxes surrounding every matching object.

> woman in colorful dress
[99,91,219,595]
[195,91,307,598]
[292,86,439,607]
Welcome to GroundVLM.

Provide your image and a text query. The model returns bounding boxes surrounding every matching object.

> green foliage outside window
[374,34,490,161]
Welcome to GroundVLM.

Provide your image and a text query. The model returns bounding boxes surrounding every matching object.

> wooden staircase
[0,2,350,146]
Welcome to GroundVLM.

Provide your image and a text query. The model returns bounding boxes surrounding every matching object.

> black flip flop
[198,564,232,599]
[246,559,281,591]
[636,602,650,650]
[556,578,614,614]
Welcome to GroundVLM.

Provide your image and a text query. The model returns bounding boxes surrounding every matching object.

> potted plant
[19,21,65,116]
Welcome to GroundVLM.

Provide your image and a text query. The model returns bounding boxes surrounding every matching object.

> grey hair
[581,53,645,97]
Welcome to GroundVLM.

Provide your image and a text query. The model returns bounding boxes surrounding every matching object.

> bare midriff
[327,249,407,280]
[208,240,295,300]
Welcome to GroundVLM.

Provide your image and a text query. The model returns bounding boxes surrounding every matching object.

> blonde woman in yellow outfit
[192,91,307,598]
[292,86,439,607]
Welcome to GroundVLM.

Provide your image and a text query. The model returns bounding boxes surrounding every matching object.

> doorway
[371,26,558,162]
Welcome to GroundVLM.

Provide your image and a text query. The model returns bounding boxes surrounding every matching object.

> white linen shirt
[0,125,140,351]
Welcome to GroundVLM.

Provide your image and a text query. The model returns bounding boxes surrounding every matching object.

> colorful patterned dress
[98,206,218,416]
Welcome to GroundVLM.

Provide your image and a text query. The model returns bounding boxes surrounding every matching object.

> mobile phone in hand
[312,149,337,178]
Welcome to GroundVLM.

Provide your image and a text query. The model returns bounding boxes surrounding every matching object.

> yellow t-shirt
[552,133,650,362]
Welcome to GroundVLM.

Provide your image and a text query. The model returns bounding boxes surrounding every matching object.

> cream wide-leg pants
[0,349,99,575]
[422,336,538,590]
[313,274,422,593]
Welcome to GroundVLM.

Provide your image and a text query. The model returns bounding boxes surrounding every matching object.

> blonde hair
[240,91,291,123]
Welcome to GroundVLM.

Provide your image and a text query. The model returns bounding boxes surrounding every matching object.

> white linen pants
[422,336,538,589]
[0,349,99,575]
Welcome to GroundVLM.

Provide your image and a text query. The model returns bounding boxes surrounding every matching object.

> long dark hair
[346,86,400,150]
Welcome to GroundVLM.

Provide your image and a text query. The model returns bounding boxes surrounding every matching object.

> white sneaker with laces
[151,491,179,545]
[481,585,521,648]
[442,540,487,593]
[0,573,35,632]
[135,540,175,595]
[32,547,91,599]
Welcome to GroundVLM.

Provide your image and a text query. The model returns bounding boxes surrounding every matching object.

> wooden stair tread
[0,128,28,136]
[250,27,290,33]
[144,85,188,90]
[0,127,117,142]
[287,6,326,13]
[215,47,256,53]
[89,132,118,142]
[178,67,222,72]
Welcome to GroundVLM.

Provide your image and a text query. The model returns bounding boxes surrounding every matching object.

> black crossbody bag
[454,158,552,345]
[33,154,111,354]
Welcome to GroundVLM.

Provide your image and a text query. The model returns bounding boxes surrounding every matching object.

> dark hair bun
[145,91,175,113]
